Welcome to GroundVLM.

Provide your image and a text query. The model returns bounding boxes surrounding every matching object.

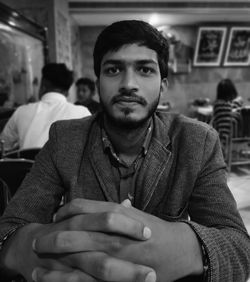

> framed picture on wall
[224,27,250,66]
[193,27,227,66]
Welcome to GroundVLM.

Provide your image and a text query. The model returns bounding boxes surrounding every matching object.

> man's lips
[112,95,147,105]
[115,97,141,103]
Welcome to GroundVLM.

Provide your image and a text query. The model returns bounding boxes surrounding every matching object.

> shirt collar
[41,92,67,102]
[102,118,153,164]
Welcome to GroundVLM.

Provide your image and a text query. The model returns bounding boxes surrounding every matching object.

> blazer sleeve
[0,122,65,241]
[0,115,93,243]
[184,127,250,281]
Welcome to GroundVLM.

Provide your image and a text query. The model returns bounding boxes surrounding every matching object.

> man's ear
[160,78,168,98]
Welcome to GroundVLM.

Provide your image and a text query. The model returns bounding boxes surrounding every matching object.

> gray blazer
[1,112,250,281]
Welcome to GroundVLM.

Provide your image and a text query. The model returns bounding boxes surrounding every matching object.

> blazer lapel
[90,126,119,203]
[135,114,173,212]
[135,138,172,212]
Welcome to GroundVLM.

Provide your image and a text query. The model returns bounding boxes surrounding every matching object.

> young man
[0,20,249,282]
[75,77,101,114]
[0,63,90,151]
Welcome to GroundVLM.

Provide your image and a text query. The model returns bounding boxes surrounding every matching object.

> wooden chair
[3,147,41,161]
[0,177,11,216]
[227,107,250,172]
[0,158,34,198]
[0,139,4,158]
[0,139,19,159]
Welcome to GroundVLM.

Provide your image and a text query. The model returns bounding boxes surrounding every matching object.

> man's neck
[103,116,151,164]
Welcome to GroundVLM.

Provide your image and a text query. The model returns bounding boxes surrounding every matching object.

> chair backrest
[0,139,4,158]
[2,148,19,159]
[0,108,15,132]
[0,177,11,216]
[0,117,10,132]
[241,107,250,137]
[3,147,41,161]
[0,158,34,197]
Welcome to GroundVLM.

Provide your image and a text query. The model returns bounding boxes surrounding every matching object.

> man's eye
[138,67,154,75]
[104,67,120,75]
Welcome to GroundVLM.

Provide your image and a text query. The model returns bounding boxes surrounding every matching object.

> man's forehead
[78,85,89,89]
[101,43,158,64]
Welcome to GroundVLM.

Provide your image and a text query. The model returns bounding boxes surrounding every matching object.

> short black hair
[75,77,95,93]
[0,92,8,106]
[217,78,238,102]
[93,20,169,79]
[42,63,74,90]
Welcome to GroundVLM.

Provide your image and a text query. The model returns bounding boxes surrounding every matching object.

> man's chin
[101,98,159,129]
[106,114,149,130]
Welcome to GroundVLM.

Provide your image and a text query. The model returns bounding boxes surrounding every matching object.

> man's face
[98,43,167,129]
[77,84,92,103]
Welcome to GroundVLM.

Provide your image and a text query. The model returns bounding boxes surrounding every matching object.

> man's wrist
[0,226,24,279]
[0,226,23,252]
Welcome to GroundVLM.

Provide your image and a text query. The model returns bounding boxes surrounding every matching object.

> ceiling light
[149,13,160,26]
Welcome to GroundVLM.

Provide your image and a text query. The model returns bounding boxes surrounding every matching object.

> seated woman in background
[212,78,243,155]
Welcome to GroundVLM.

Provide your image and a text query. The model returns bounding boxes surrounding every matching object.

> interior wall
[78,26,104,81]
[77,25,250,115]
[0,0,76,102]
[0,0,71,67]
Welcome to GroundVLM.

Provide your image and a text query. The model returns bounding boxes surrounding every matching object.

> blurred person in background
[215,78,243,108]
[0,88,14,117]
[212,78,243,151]
[75,77,101,114]
[0,63,90,151]
[0,85,15,133]
[0,79,13,112]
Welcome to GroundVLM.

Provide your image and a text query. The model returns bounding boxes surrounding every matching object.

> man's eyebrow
[136,60,158,65]
[102,59,158,65]
[102,59,123,66]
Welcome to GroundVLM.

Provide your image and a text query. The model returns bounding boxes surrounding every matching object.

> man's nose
[120,69,138,91]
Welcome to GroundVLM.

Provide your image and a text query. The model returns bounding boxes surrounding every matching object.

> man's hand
[32,198,204,282]
[2,199,155,282]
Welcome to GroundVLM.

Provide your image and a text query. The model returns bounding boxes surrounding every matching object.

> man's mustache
[111,91,147,106]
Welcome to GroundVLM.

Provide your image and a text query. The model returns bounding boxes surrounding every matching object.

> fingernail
[32,268,38,282]
[32,239,37,251]
[145,271,156,282]
[143,226,152,239]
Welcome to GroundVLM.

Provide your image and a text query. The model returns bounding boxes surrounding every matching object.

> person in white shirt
[0,63,90,150]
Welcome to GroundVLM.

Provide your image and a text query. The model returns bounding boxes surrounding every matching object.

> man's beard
[100,92,160,130]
